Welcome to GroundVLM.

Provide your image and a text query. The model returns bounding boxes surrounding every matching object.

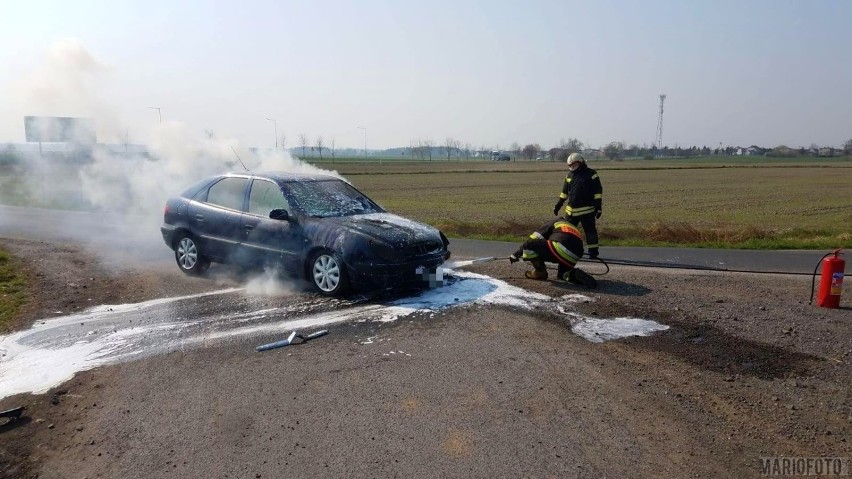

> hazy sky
[1,0,850,149]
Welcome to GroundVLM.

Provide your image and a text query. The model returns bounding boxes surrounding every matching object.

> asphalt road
[453,238,834,275]
[0,204,835,275]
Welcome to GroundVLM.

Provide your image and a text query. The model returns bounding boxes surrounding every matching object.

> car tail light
[164,203,170,216]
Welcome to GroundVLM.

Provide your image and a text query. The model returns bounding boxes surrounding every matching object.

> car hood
[321,213,442,247]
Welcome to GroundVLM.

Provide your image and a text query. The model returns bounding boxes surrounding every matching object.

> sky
[1,0,850,150]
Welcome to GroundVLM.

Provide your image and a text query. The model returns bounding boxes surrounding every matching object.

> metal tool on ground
[0,406,24,425]
[256,329,329,352]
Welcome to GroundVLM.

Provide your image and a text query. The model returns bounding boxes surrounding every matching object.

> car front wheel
[175,233,210,275]
[310,251,348,296]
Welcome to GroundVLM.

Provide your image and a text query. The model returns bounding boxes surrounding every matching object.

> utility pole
[655,94,666,153]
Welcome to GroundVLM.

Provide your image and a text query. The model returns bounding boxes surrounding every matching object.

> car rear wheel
[310,250,348,296]
[175,233,210,275]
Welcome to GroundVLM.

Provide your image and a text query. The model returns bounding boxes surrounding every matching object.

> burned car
[160,172,450,296]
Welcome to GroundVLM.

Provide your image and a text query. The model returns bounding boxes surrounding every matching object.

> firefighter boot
[587,247,599,259]
[524,260,548,280]
[556,264,568,281]
[568,268,597,289]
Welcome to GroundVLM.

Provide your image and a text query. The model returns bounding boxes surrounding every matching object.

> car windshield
[285,179,383,217]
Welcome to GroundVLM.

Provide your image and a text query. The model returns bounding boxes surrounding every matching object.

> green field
[1,156,850,249]
[313,158,852,249]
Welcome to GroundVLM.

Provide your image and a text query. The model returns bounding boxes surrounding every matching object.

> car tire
[309,250,348,296]
[174,233,210,275]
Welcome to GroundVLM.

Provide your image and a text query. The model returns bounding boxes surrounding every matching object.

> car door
[239,178,303,272]
[187,176,248,261]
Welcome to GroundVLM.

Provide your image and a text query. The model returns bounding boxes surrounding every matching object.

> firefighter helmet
[567,153,585,165]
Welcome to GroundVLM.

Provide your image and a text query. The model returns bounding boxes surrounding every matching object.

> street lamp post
[266,118,278,149]
[148,107,162,124]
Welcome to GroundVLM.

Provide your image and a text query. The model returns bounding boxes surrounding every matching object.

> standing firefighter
[509,219,597,288]
[553,153,603,258]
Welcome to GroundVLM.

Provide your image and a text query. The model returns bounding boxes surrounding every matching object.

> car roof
[221,171,340,183]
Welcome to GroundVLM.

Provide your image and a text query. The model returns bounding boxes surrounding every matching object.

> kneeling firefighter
[509,219,597,288]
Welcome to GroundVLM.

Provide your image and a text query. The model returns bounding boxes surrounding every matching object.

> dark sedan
[160,172,450,296]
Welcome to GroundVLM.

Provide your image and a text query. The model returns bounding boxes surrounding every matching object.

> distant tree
[548,147,566,162]
[424,139,434,161]
[463,143,472,161]
[510,142,520,162]
[444,137,456,161]
[844,138,852,155]
[627,144,641,157]
[603,141,624,161]
[330,138,336,160]
[279,134,287,150]
[298,134,308,158]
[521,143,541,160]
[316,136,325,160]
[560,138,584,154]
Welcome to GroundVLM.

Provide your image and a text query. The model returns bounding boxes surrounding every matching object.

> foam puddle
[0,271,668,399]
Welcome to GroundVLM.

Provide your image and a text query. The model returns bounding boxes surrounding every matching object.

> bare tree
[316,136,325,160]
[298,134,308,158]
[560,138,584,154]
[445,138,460,161]
[844,138,852,155]
[279,134,287,151]
[330,138,336,160]
[521,143,541,160]
[603,141,624,160]
[510,142,520,162]
[463,143,472,161]
[423,139,434,161]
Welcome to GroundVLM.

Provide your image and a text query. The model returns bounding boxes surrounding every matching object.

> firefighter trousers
[513,237,584,271]
[567,214,599,255]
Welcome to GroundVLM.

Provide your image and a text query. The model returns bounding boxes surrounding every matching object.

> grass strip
[0,246,26,331]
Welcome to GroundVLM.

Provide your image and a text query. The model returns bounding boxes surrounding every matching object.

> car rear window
[285,179,382,217]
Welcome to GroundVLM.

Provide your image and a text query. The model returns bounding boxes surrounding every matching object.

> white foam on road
[571,317,670,343]
[0,272,668,399]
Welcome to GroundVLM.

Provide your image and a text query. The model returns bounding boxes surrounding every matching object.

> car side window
[206,177,248,211]
[248,179,292,217]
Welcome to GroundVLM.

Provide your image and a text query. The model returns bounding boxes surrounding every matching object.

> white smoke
[2,39,340,274]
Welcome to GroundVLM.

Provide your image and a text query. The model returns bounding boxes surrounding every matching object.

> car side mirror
[269,209,291,221]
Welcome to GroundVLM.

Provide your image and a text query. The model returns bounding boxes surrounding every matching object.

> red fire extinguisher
[810,249,845,308]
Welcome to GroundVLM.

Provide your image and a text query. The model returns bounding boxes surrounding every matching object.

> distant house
[818,147,835,157]
[746,146,766,156]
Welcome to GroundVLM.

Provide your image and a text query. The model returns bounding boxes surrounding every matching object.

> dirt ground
[1,237,850,478]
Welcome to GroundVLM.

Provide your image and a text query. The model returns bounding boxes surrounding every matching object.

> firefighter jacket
[526,219,584,266]
[558,163,603,217]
